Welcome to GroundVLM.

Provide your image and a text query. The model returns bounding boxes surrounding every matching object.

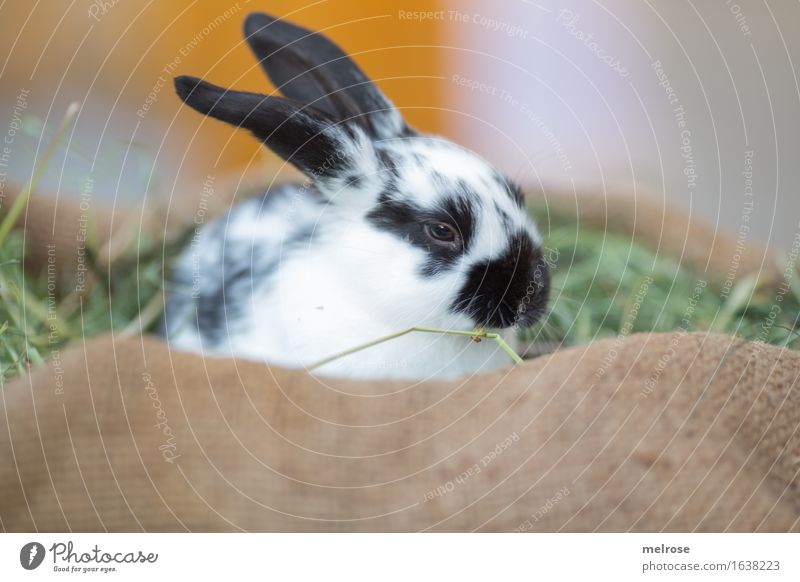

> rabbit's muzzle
[452,234,550,329]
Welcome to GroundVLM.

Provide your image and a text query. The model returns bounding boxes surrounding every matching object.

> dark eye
[426,222,458,243]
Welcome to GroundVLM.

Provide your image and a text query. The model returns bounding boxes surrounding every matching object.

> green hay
[519,203,800,350]
[0,227,182,380]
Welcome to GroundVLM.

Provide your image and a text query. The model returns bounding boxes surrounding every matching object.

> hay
[520,203,800,350]
[0,227,179,379]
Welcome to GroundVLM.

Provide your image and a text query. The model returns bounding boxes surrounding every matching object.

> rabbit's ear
[243,12,409,140]
[175,76,359,179]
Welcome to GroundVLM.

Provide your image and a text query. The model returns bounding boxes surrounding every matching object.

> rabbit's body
[165,160,522,379]
[161,12,549,379]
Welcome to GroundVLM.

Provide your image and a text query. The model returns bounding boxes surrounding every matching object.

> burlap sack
[1,182,797,532]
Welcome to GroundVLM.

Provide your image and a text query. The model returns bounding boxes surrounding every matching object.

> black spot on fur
[345,173,364,188]
[452,232,549,328]
[377,150,400,178]
[366,193,477,276]
[440,195,477,249]
[411,152,427,165]
[493,200,512,230]
[430,171,449,188]
[493,172,525,208]
[508,183,526,208]
[195,240,279,347]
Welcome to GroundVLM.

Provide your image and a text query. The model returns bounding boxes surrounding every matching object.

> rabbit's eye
[426,222,458,243]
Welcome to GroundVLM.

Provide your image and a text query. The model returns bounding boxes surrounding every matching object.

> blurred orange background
[0,1,445,207]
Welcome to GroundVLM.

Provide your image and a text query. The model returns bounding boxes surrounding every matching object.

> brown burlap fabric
[0,183,797,531]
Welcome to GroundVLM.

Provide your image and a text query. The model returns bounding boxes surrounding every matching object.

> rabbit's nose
[451,234,550,329]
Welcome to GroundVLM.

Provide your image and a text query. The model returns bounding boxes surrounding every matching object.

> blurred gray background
[446,0,800,251]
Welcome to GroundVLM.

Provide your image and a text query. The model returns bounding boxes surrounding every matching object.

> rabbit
[160,11,550,379]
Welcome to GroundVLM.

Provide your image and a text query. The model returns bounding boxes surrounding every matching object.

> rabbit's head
[175,12,549,331]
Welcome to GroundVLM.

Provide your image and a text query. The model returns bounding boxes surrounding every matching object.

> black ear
[243,12,409,140]
[175,75,354,179]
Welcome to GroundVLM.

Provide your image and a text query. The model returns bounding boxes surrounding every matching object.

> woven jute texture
[0,182,796,531]
[1,331,798,532]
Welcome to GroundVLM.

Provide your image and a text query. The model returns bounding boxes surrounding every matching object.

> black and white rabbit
[161,12,549,379]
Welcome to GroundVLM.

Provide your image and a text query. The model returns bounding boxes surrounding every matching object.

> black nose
[451,234,550,329]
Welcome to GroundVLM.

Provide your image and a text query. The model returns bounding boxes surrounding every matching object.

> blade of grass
[119,292,164,337]
[0,102,80,247]
[307,326,523,372]
[711,272,760,333]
